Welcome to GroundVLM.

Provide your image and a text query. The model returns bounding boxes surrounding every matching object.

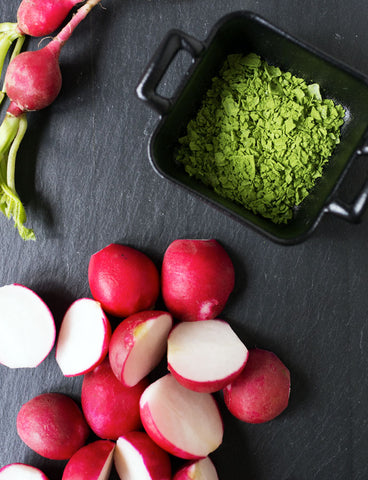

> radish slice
[0,284,55,368]
[114,431,171,480]
[109,311,173,387]
[140,373,223,459]
[0,463,49,479]
[167,319,248,392]
[173,457,219,480]
[56,298,111,376]
[62,440,115,480]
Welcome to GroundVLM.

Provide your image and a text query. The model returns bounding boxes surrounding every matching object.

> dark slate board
[0,1,368,479]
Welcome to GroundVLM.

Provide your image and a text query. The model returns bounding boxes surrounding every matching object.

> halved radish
[62,440,115,480]
[114,431,171,480]
[109,310,173,387]
[0,463,49,479]
[173,457,219,480]
[167,319,248,393]
[0,284,56,368]
[56,298,112,376]
[140,373,223,459]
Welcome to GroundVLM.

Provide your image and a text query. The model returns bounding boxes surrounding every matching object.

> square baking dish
[136,11,368,244]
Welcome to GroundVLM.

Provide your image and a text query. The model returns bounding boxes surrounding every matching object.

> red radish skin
[114,431,171,480]
[109,310,173,387]
[0,463,50,479]
[167,319,248,393]
[140,374,224,459]
[62,440,115,480]
[81,357,148,440]
[16,393,90,460]
[5,0,102,115]
[223,348,291,424]
[88,243,160,318]
[55,298,112,377]
[17,0,83,37]
[173,457,219,480]
[161,239,235,322]
[0,283,56,369]
[5,47,62,113]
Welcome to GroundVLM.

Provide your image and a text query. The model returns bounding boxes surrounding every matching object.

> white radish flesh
[56,298,111,376]
[109,311,173,387]
[114,432,171,480]
[168,319,248,392]
[173,457,219,480]
[0,464,49,479]
[140,374,223,459]
[0,284,55,368]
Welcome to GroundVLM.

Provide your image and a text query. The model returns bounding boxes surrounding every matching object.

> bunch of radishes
[0,0,104,241]
[0,239,291,479]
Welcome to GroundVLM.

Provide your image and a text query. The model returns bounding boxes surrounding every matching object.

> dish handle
[136,29,204,116]
[324,146,368,222]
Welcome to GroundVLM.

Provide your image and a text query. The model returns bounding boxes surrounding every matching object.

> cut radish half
[140,373,223,459]
[167,319,248,392]
[109,310,173,387]
[114,431,171,480]
[56,298,111,376]
[173,457,219,480]
[0,284,56,368]
[62,440,115,480]
[0,463,49,479]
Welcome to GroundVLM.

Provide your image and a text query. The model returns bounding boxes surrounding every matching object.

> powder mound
[176,53,345,224]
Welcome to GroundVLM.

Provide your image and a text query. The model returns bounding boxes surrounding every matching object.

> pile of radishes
[0,239,291,479]
[0,0,104,240]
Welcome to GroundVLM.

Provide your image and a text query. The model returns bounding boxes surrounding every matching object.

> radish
[109,310,173,387]
[0,463,49,480]
[167,319,248,393]
[161,239,235,322]
[223,348,291,424]
[88,243,160,318]
[0,0,85,94]
[17,0,85,37]
[140,373,224,459]
[17,392,90,460]
[0,0,103,240]
[173,457,219,480]
[114,431,172,480]
[81,357,148,440]
[55,298,112,377]
[0,283,55,369]
[0,0,85,78]
[62,440,115,480]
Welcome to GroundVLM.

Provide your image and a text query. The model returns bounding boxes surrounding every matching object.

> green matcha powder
[176,53,345,223]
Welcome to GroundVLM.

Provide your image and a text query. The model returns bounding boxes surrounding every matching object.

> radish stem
[0,112,34,240]
[0,0,103,240]
[48,0,102,55]
[0,24,25,104]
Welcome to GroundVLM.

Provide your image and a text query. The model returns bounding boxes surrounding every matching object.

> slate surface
[0,1,368,479]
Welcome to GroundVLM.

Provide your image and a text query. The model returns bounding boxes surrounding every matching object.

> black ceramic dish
[136,11,368,245]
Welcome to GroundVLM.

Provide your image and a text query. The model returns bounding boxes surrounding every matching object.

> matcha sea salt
[176,53,345,223]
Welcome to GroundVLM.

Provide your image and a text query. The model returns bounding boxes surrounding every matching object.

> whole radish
[17,0,84,37]
[0,0,86,103]
[17,392,90,460]
[5,0,102,114]
[223,348,291,423]
[0,0,103,239]
[162,239,235,322]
